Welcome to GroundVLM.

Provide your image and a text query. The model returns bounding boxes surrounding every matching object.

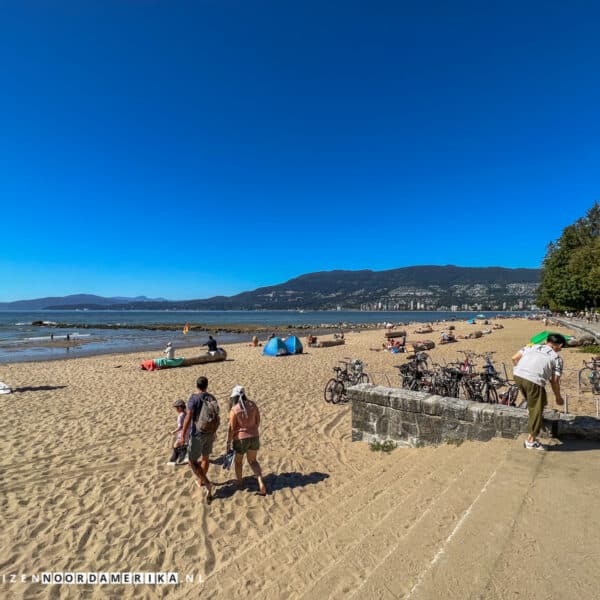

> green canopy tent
[529,331,570,344]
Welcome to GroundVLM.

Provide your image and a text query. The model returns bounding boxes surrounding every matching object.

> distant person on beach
[167,399,189,466]
[511,333,566,451]
[251,335,259,347]
[226,385,267,496]
[180,376,220,503]
[392,338,405,353]
[203,335,217,354]
[439,331,455,344]
[164,342,175,360]
[267,333,275,341]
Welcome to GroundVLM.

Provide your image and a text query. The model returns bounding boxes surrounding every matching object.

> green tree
[537,202,600,311]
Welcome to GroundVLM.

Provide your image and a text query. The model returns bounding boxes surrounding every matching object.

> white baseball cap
[230,385,245,397]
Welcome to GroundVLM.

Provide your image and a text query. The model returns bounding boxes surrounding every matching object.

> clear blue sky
[1,1,598,301]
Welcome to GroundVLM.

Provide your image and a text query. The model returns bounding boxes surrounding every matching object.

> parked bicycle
[578,357,600,396]
[395,351,515,405]
[394,352,431,391]
[460,352,503,404]
[324,358,370,404]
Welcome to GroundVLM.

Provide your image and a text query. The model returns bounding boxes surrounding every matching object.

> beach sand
[1,318,599,599]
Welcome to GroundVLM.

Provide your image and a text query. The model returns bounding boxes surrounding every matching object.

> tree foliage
[537,202,600,311]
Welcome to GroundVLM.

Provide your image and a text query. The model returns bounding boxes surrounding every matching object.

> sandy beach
[1,317,599,599]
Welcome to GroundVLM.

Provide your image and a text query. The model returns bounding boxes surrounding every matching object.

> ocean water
[0,309,536,363]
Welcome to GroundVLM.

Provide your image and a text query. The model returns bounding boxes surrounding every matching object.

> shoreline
[0,312,547,365]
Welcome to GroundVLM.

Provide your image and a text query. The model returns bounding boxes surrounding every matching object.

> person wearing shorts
[226,385,267,496]
[180,376,218,503]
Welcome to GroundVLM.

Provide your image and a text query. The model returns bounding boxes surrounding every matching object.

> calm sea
[0,309,536,363]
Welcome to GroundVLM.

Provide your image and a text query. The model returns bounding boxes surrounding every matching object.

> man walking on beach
[179,376,220,503]
[511,333,566,450]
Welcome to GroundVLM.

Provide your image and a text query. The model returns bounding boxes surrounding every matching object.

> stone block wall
[349,384,600,447]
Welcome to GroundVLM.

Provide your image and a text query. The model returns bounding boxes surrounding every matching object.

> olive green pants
[514,375,547,437]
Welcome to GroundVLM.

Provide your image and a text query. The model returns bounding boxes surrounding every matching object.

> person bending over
[511,333,566,451]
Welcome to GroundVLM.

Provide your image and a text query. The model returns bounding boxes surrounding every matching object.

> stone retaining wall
[349,384,600,447]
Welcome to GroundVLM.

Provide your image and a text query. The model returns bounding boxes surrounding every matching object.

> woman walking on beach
[226,385,267,496]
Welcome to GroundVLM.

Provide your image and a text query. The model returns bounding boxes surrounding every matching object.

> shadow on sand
[214,471,329,499]
[13,385,68,393]
[548,438,600,452]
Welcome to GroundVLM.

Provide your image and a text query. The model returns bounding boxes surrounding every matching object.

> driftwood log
[384,330,407,339]
[313,339,345,348]
[181,350,228,366]
[411,340,436,351]
[466,331,483,339]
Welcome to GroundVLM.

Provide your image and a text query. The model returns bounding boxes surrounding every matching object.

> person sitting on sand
[179,376,220,503]
[392,338,406,353]
[251,335,259,347]
[439,331,455,344]
[203,335,218,354]
[167,399,189,466]
[164,342,175,360]
[226,385,267,496]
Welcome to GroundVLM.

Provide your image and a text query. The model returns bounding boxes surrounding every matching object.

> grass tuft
[370,440,396,453]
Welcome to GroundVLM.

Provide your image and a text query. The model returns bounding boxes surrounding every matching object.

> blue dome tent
[284,336,303,354]
[262,337,289,356]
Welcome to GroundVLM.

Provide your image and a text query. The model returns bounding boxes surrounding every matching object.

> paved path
[183,437,600,600]
[554,317,600,342]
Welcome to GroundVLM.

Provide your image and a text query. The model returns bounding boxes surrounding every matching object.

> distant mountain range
[0,294,167,310]
[0,266,541,311]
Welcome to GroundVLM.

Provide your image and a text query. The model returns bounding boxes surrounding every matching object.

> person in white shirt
[164,342,175,360]
[511,333,566,450]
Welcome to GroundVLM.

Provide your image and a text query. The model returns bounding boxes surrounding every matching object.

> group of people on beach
[166,376,267,503]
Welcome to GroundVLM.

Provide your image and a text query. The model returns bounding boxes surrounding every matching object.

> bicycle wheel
[330,381,346,404]
[463,380,481,401]
[484,385,499,404]
[324,379,339,403]
[401,375,413,389]
[459,380,472,400]
[578,368,592,393]
[508,385,519,406]
[592,372,600,395]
